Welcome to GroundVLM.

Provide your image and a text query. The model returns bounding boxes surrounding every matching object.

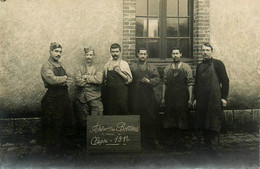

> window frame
[135,0,194,63]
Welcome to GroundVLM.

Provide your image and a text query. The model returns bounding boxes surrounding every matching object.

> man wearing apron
[193,43,229,150]
[129,47,161,148]
[41,42,75,155]
[161,48,194,149]
[103,43,132,115]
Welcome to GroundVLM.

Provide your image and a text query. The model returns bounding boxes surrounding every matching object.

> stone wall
[0,109,259,154]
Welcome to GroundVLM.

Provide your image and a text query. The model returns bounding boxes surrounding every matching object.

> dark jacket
[194,58,229,100]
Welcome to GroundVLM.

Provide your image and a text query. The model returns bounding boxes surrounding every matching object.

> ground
[0,132,259,169]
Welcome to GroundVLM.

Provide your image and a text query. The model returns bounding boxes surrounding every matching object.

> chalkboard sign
[87,115,141,153]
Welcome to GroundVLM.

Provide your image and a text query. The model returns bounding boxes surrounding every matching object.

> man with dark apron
[41,42,75,155]
[161,47,194,149]
[129,47,161,148]
[103,43,132,115]
[193,43,229,150]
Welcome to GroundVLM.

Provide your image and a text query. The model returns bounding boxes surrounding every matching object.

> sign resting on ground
[87,115,141,153]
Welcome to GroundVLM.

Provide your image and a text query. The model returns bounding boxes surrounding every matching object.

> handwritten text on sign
[87,115,141,152]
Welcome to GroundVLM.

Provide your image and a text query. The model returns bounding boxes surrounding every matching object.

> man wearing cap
[128,47,161,148]
[41,42,75,155]
[103,43,132,115]
[161,47,194,149]
[193,42,229,150]
[75,46,103,136]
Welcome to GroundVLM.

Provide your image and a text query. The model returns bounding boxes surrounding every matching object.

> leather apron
[129,63,157,126]
[163,67,189,129]
[196,62,223,132]
[106,70,128,115]
[41,63,75,151]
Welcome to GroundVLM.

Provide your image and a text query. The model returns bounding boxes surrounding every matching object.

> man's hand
[221,99,227,107]
[192,100,196,109]
[83,75,91,81]
[113,65,122,74]
[140,77,150,84]
[66,76,74,86]
[188,99,192,108]
[161,99,165,107]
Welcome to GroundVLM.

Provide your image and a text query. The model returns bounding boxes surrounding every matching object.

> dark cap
[84,46,94,53]
[50,42,62,51]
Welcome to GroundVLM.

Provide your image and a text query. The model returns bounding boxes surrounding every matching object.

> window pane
[136,18,147,37]
[167,18,178,37]
[167,39,178,58]
[136,0,147,16]
[167,0,178,16]
[148,39,159,58]
[148,18,159,37]
[179,39,189,58]
[179,18,189,37]
[149,0,159,16]
[136,39,147,54]
[179,0,188,16]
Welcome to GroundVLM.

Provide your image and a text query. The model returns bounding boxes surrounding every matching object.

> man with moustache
[41,42,75,155]
[193,42,229,150]
[75,46,103,137]
[161,47,194,149]
[129,47,161,147]
[103,43,132,115]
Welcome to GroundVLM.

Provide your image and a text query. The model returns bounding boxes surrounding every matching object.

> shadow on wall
[1,71,259,118]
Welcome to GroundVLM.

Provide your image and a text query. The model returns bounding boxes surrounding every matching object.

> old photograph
[0,0,259,168]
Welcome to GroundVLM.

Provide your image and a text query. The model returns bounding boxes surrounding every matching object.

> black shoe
[153,139,164,150]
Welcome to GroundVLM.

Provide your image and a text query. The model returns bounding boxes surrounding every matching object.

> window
[136,0,193,60]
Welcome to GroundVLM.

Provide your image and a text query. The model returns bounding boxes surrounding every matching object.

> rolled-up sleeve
[182,63,194,86]
[162,65,171,84]
[149,65,160,87]
[121,61,133,84]
[41,63,67,85]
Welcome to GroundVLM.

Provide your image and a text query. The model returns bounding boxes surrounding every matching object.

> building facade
[0,0,259,115]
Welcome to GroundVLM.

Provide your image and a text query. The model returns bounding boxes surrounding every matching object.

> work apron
[129,64,159,140]
[196,62,223,132]
[105,70,128,115]
[129,64,157,125]
[41,65,75,152]
[163,68,189,129]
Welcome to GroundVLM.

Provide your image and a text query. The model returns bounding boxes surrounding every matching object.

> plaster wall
[210,0,260,108]
[0,0,123,114]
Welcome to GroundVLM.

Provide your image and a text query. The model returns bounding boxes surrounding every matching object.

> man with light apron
[103,43,132,115]
[41,42,75,155]
[161,47,194,149]
[129,47,161,148]
[193,42,229,150]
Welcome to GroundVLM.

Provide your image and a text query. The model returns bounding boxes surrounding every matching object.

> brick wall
[123,0,211,65]
[193,0,210,64]
[123,0,136,62]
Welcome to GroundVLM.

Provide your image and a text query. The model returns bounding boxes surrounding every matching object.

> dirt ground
[0,132,259,169]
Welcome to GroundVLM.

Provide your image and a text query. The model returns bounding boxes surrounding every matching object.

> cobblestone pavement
[0,132,259,169]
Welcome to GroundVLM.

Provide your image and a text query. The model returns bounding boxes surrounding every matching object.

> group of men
[41,42,229,155]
